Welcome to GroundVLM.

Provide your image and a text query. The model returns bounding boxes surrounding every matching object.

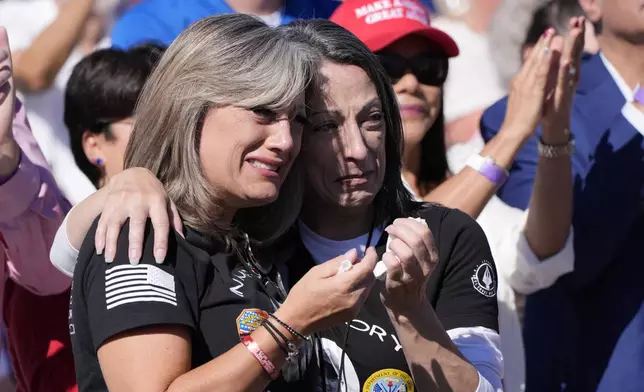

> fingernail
[105,248,114,263]
[96,246,103,255]
[345,248,357,259]
[155,249,165,264]
[129,248,140,264]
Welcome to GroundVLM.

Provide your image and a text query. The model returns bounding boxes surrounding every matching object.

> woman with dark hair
[328,1,584,391]
[64,43,166,189]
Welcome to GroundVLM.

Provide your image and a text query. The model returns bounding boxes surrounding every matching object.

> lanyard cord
[335,212,378,392]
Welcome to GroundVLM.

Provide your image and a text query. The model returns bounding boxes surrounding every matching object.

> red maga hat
[330,0,459,57]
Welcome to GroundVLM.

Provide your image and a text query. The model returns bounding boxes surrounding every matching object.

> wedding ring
[569,66,577,76]
[337,259,353,275]
[544,47,550,56]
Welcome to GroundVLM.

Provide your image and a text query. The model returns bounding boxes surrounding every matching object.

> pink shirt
[0,99,71,311]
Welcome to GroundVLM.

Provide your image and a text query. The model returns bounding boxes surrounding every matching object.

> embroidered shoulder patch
[471,260,497,298]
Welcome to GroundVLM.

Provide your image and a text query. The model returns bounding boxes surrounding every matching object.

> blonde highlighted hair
[124,14,318,242]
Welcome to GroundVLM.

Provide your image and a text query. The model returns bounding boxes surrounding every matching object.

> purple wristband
[478,161,508,186]
[466,154,509,186]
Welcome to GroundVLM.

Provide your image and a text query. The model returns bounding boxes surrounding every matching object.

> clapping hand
[501,17,586,143]
[542,17,586,141]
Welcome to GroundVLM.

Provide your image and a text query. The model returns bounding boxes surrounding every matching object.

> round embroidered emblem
[362,368,414,392]
[235,308,269,340]
[471,260,497,298]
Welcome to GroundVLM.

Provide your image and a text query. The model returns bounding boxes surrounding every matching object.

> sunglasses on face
[376,53,449,86]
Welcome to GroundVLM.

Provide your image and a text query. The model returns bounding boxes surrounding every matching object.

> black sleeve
[433,209,499,332]
[76,217,196,350]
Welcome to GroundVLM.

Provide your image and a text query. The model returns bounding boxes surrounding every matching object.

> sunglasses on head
[376,53,449,86]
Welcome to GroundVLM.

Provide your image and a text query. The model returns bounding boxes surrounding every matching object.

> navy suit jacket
[481,54,644,391]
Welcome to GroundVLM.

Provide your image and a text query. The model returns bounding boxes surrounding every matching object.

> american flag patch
[105,264,177,310]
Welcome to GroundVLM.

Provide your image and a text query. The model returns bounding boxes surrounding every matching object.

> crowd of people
[0,0,642,391]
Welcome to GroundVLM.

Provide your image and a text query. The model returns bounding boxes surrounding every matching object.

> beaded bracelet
[269,313,308,341]
[242,335,280,380]
[263,319,300,363]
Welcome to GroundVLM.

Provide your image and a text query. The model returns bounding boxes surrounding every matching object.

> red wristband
[242,335,280,380]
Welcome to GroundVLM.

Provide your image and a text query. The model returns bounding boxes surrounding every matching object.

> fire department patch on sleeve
[236,308,269,339]
[363,368,414,392]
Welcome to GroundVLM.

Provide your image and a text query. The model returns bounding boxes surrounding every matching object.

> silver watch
[538,137,575,158]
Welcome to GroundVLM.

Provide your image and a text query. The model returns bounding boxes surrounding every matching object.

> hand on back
[95,167,182,264]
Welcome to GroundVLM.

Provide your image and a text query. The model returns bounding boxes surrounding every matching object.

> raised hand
[542,17,586,141]
[380,218,438,314]
[500,27,557,140]
[0,26,17,173]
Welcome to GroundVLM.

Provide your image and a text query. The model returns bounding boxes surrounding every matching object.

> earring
[96,158,104,166]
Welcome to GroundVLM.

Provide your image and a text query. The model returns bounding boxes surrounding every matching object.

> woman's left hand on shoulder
[380,218,438,313]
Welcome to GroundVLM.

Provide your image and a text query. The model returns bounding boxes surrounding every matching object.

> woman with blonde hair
[67,14,382,391]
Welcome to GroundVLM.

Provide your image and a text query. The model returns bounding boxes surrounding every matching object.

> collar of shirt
[297,220,384,264]
[599,52,644,135]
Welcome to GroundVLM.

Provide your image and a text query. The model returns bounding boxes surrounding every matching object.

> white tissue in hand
[374,217,428,280]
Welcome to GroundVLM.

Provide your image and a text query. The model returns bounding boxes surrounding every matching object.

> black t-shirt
[70,205,498,391]
[286,206,499,391]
